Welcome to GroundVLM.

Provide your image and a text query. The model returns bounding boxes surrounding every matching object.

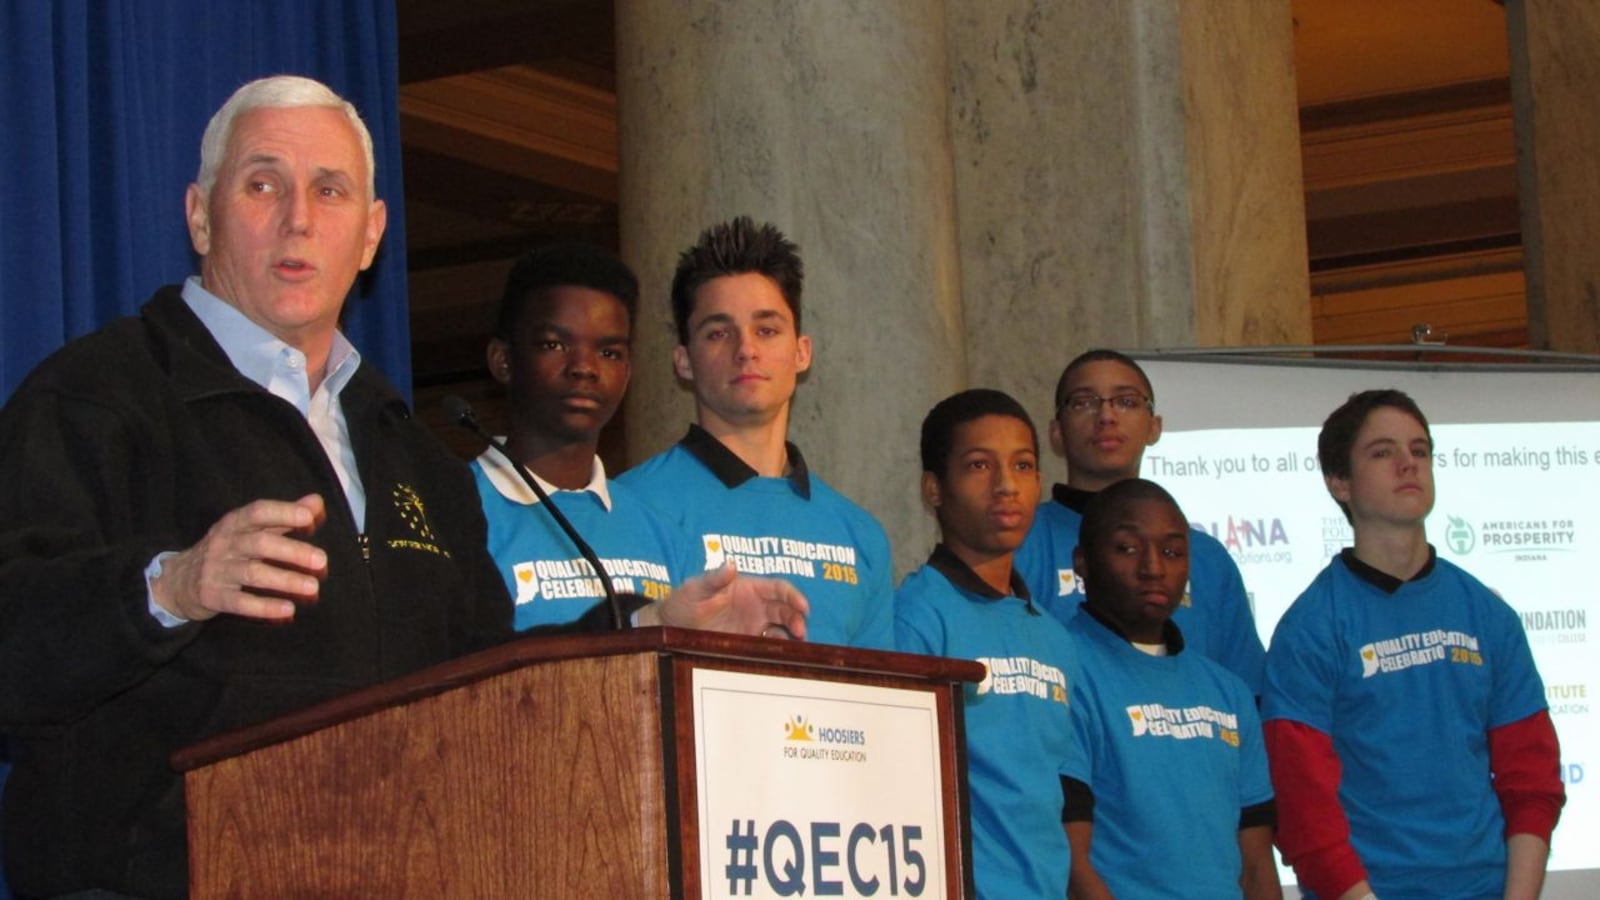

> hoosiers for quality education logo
[781,714,868,763]
[784,715,815,741]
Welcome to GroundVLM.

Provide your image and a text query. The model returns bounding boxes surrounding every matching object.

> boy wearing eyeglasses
[1014,349,1266,693]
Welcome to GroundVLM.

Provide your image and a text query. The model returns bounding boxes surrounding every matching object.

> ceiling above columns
[395,0,1519,383]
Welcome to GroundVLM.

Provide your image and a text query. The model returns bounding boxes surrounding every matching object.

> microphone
[444,394,628,631]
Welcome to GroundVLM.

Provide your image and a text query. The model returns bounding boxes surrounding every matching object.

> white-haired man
[0,75,804,898]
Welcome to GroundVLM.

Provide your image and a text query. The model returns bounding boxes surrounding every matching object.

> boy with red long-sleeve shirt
[1262,389,1564,900]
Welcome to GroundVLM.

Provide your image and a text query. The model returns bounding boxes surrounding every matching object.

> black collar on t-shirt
[678,423,811,499]
[1338,545,1437,594]
[925,543,1038,615]
[1051,483,1095,513]
[1077,600,1187,655]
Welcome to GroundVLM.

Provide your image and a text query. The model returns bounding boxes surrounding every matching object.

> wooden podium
[173,627,984,898]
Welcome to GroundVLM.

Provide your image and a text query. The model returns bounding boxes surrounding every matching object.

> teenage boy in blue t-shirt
[1014,349,1266,694]
[473,243,697,629]
[1263,389,1564,900]
[620,217,893,648]
[895,389,1079,899]
[1061,478,1279,900]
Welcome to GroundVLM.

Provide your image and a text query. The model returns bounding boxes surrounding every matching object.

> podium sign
[692,669,947,899]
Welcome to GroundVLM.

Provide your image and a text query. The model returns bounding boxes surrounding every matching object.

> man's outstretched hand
[636,563,809,640]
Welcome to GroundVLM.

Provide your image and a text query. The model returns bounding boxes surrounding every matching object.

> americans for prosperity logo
[1444,515,1475,554]
[1440,512,1575,562]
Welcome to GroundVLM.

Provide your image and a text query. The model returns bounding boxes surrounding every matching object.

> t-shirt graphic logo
[1057,568,1080,597]
[1127,706,1147,737]
[1360,645,1380,678]
[702,536,725,569]
[513,561,538,605]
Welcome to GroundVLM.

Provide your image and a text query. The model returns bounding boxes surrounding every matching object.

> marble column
[615,0,966,571]
[615,0,1312,574]
[947,1,1312,471]
[1507,0,1600,354]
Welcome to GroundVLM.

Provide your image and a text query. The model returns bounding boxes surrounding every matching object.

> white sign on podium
[692,668,948,899]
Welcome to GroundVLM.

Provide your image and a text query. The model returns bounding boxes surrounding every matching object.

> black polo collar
[1051,483,1096,513]
[1078,600,1187,655]
[925,543,1038,614]
[1339,545,1437,594]
[679,423,811,499]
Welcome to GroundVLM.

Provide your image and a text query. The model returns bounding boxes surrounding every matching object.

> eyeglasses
[1059,393,1153,416]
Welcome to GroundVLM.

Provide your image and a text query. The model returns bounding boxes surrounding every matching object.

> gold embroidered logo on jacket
[388,483,451,558]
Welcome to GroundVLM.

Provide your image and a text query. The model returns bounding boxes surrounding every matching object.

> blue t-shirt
[474,451,696,631]
[895,546,1080,900]
[1015,484,1266,694]
[1064,608,1272,900]
[1262,549,1548,900]
[620,426,894,649]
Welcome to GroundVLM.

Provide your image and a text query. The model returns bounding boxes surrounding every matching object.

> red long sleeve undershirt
[1265,710,1564,899]
[1488,708,1566,839]
[1264,719,1367,899]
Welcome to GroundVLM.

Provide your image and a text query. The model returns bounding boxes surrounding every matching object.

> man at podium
[0,75,805,899]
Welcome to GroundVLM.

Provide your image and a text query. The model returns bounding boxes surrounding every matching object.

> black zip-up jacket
[0,286,512,897]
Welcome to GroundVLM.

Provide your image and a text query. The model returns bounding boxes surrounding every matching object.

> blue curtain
[0,3,409,894]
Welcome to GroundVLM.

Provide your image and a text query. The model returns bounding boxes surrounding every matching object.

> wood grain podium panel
[183,653,666,896]
[175,628,983,898]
